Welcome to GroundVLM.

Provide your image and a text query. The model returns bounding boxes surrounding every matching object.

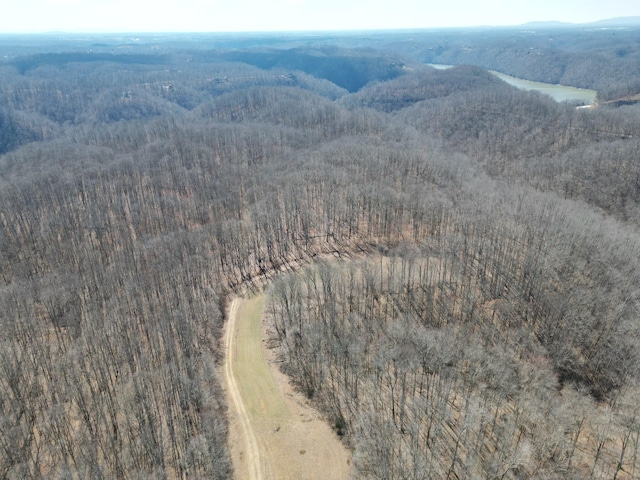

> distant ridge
[590,16,640,27]
[520,16,640,29]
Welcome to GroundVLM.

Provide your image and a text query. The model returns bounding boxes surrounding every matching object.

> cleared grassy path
[224,295,352,480]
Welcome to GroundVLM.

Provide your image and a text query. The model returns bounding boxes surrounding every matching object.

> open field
[224,295,352,479]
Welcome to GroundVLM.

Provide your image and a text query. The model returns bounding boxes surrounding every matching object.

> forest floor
[224,295,352,480]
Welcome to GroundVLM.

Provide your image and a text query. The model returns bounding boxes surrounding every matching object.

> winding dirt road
[224,298,264,479]
[224,295,352,480]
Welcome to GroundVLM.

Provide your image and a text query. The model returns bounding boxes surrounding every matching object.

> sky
[0,0,637,33]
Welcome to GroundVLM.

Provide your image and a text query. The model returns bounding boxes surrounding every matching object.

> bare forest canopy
[1,27,640,479]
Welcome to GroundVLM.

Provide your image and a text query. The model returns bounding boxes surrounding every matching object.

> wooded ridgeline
[1,29,639,479]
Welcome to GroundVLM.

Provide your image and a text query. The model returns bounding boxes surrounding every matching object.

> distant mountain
[520,17,640,29]
[589,16,640,27]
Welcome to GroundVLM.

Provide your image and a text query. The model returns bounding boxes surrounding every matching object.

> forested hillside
[1,29,639,479]
[396,25,640,99]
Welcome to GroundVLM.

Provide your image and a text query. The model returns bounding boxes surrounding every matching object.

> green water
[427,64,597,105]
[489,71,597,104]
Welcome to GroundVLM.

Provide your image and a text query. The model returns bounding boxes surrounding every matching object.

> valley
[1,26,640,479]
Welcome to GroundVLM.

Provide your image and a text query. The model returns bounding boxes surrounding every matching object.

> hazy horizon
[1,0,638,34]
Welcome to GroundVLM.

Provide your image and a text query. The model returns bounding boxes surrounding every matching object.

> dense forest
[1,25,640,479]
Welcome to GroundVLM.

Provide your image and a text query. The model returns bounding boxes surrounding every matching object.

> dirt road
[224,295,352,480]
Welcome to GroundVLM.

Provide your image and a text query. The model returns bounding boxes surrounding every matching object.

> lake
[427,64,597,105]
